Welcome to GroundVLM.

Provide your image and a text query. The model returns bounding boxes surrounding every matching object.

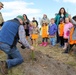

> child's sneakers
[63,47,66,50]
[39,42,44,46]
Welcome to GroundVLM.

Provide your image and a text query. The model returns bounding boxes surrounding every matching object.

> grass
[67,62,76,66]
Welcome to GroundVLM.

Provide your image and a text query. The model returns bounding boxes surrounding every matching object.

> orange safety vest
[58,23,64,36]
[69,27,76,44]
[41,25,48,38]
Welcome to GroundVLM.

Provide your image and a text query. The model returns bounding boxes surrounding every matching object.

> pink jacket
[64,22,73,39]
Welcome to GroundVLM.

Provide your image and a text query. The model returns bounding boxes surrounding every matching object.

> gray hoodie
[71,19,76,40]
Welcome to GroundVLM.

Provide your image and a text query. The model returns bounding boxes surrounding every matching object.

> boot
[43,42,48,47]
[63,49,69,53]
[63,44,74,54]
[63,43,67,50]
[39,42,44,46]
[0,61,8,74]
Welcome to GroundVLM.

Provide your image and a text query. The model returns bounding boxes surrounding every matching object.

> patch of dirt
[8,50,76,75]
[0,38,76,75]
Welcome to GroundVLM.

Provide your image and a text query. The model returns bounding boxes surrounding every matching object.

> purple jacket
[48,23,57,36]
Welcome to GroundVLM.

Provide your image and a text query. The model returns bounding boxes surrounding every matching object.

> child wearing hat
[58,18,64,47]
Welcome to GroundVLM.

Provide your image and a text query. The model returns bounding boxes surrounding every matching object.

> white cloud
[54,0,60,2]
[54,0,76,3]
[63,0,76,3]
[2,1,41,21]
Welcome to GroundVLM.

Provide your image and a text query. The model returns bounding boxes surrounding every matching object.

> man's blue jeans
[0,43,23,68]
[50,37,56,46]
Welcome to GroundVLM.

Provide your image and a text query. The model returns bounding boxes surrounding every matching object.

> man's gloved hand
[21,45,26,49]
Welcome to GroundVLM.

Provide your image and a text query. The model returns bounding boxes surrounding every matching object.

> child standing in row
[63,16,76,53]
[48,18,57,46]
[29,22,33,44]
[30,22,39,46]
[58,18,64,47]
[40,22,48,46]
[63,17,73,50]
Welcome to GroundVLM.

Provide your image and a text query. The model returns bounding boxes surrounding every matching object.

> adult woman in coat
[55,7,69,43]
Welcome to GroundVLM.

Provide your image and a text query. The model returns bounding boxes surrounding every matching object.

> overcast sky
[1,0,76,22]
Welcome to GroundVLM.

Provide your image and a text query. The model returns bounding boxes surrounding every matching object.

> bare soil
[0,38,76,75]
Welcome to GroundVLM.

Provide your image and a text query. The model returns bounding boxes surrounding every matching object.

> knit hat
[60,18,64,22]
[0,2,4,8]
[17,15,24,21]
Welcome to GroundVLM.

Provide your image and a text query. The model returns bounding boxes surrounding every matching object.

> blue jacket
[0,18,20,47]
[48,23,57,35]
